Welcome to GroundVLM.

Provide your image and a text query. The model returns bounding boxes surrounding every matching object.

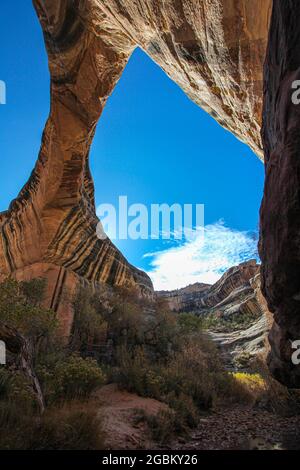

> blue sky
[0,2,264,290]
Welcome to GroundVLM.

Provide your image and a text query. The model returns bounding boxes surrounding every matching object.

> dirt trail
[95,384,167,450]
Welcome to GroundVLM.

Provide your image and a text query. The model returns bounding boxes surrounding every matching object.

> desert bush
[0,368,36,411]
[164,392,199,431]
[0,368,38,449]
[19,278,47,307]
[71,286,108,353]
[113,346,158,397]
[251,357,300,415]
[137,408,176,444]
[228,372,267,405]
[134,393,199,444]
[0,278,58,351]
[178,312,203,334]
[0,400,104,450]
[200,310,260,332]
[114,331,235,423]
[233,351,254,369]
[100,289,180,364]
[107,297,143,351]
[37,354,105,403]
[28,401,105,450]
[162,336,225,408]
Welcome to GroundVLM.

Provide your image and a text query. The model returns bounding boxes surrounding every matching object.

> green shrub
[114,333,230,417]
[0,278,58,349]
[0,369,37,450]
[0,368,36,412]
[200,310,260,332]
[114,346,164,398]
[178,312,203,334]
[134,394,198,445]
[71,286,108,353]
[233,351,254,369]
[37,355,105,403]
[20,278,47,307]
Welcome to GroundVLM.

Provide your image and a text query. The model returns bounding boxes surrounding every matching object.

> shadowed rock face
[259,0,300,387]
[0,3,278,354]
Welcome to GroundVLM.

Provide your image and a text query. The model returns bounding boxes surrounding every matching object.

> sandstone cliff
[158,260,269,364]
[158,260,260,316]
[259,0,300,387]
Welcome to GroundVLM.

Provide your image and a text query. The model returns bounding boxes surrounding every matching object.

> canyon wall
[158,260,261,319]
[259,0,300,387]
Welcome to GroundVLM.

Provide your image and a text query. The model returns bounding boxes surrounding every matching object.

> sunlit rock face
[158,261,270,363]
[0,2,271,333]
[158,260,261,317]
[259,0,300,387]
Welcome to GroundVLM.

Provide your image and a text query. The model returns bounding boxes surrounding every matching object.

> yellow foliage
[232,372,265,390]
[229,372,267,404]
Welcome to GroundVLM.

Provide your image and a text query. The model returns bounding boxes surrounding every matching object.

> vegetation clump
[0,278,105,449]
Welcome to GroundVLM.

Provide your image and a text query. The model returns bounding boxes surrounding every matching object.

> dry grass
[28,401,105,450]
[0,399,105,450]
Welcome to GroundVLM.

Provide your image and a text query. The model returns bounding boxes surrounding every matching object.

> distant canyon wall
[158,260,261,318]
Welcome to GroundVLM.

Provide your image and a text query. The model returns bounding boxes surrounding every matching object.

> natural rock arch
[1,0,299,385]
[0,0,271,330]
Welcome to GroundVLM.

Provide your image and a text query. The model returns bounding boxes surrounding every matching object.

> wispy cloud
[144,220,259,291]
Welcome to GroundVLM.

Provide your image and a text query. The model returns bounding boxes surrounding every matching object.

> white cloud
[144,221,259,291]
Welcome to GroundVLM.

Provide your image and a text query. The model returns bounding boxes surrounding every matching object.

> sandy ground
[95,384,167,450]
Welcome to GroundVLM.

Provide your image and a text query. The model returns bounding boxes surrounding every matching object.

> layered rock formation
[157,282,211,312]
[158,260,260,316]
[209,315,268,368]
[259,0,300,387]
[0,0,271,334]
[158,260,269,364]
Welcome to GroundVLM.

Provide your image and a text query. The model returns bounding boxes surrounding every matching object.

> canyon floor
[170,406,300,451]
[97,381,300,450]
